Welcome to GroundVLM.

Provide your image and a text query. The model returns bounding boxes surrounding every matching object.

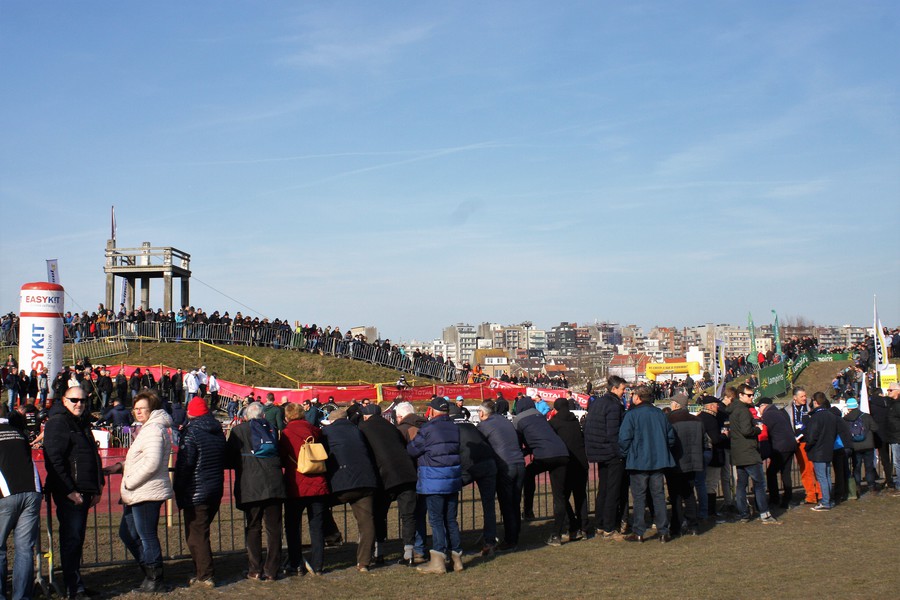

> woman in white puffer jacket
[108,389,174,593]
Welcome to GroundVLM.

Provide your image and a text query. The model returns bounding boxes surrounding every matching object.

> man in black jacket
[43,387,104,599]
[726,384,779,524]
[804,392,839,511]
[583,375,627,539]
[549,399,589,542]
[115,371,128,404]
[697,395,727,522]
[869,387,893,490]
[885,383,900,496]
[174,397,225,588]
[758,397,798,509]
[666,394,704,536]
[0,405,42,600]
[96,369,112,410]
[358,404,419,566]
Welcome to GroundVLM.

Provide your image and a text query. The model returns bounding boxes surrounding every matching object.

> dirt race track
[71,492,899,600]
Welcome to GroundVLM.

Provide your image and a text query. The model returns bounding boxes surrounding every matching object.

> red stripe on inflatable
[19,311,64,318]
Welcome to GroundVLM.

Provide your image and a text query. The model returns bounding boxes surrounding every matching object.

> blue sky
[2,1,898,340]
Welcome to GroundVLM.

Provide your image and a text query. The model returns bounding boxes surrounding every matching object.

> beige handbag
[297,436,328,474]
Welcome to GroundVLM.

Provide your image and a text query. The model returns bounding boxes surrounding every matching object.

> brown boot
[450,551,464,572]
[416,550,447,574]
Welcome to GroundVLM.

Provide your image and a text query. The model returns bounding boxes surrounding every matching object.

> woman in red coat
[279,402,329,575]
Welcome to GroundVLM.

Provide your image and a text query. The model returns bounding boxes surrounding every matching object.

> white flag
[874,296,889,372]
[46,259,60,284]
[714,339,726,397]
[859,372,870,414]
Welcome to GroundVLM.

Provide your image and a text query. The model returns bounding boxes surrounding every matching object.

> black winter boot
[134,565,169,593]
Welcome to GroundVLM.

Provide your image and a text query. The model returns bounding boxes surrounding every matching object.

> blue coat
[618,402,675,471]
[406,415,462,495]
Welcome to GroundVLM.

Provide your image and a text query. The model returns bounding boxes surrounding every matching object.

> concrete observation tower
[104,239,191,314]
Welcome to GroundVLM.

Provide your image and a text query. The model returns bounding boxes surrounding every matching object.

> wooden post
[166,453,174,527]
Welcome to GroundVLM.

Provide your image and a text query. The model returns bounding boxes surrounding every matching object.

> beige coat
[121,409,174,505]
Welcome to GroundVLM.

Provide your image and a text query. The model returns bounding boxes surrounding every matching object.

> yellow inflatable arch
[645,361,701,381]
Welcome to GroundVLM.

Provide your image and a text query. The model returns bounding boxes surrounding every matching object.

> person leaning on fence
[226,402,285,581]
[455,412,499,554]
[549,397,589,543]
[393,402,429,563]
[477,400,525,551]
[514,396,570,547]
[104,390,175,593]
[321,408,378,573]
[42,387,104,600]
[0,404,43,600]
[356,403,419,566]
[278,402,329,576]
[174,397,226,588]
[406,397,464,574]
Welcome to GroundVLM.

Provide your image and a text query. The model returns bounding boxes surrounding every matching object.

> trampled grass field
[82,492,899,599]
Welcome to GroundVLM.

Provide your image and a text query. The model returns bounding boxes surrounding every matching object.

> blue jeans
[119,501,164,567]
[424,494,461,555]
[813,462,833,507]
[413,495,428,556]
[0,491,42,600]
[54,493,93,597]
[891,444,900,489]
[736,462,769,518]
[629,470,668,537]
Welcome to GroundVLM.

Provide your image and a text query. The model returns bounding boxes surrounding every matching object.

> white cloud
[282,23,434,70]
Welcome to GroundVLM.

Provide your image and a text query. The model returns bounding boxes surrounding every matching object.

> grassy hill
[76,341,427,388]
[698,357,899,401]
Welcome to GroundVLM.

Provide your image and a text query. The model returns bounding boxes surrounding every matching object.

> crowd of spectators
[4,370,899,599]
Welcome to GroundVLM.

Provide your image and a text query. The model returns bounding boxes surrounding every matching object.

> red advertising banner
[95,367,580,407]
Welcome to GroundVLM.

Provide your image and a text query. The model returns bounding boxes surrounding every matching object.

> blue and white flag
[46,259,60,284]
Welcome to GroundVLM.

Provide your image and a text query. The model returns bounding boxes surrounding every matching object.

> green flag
[772,309,782,355]
[748,313,758,364]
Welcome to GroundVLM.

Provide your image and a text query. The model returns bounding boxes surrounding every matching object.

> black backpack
[849,416,867,443]
[246,419,278,458]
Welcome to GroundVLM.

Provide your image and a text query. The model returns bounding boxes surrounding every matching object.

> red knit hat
[187,397,209,417]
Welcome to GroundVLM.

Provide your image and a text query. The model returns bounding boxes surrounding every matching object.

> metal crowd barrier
[19,447,889,584]
[24,462,564,573]
[40,321,462,383]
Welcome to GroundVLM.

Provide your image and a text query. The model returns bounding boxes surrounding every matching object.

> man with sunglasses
[43,389,104,599]
[724,384,779,525]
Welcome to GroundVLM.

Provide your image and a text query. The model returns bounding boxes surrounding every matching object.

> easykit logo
[30,323,47,372]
